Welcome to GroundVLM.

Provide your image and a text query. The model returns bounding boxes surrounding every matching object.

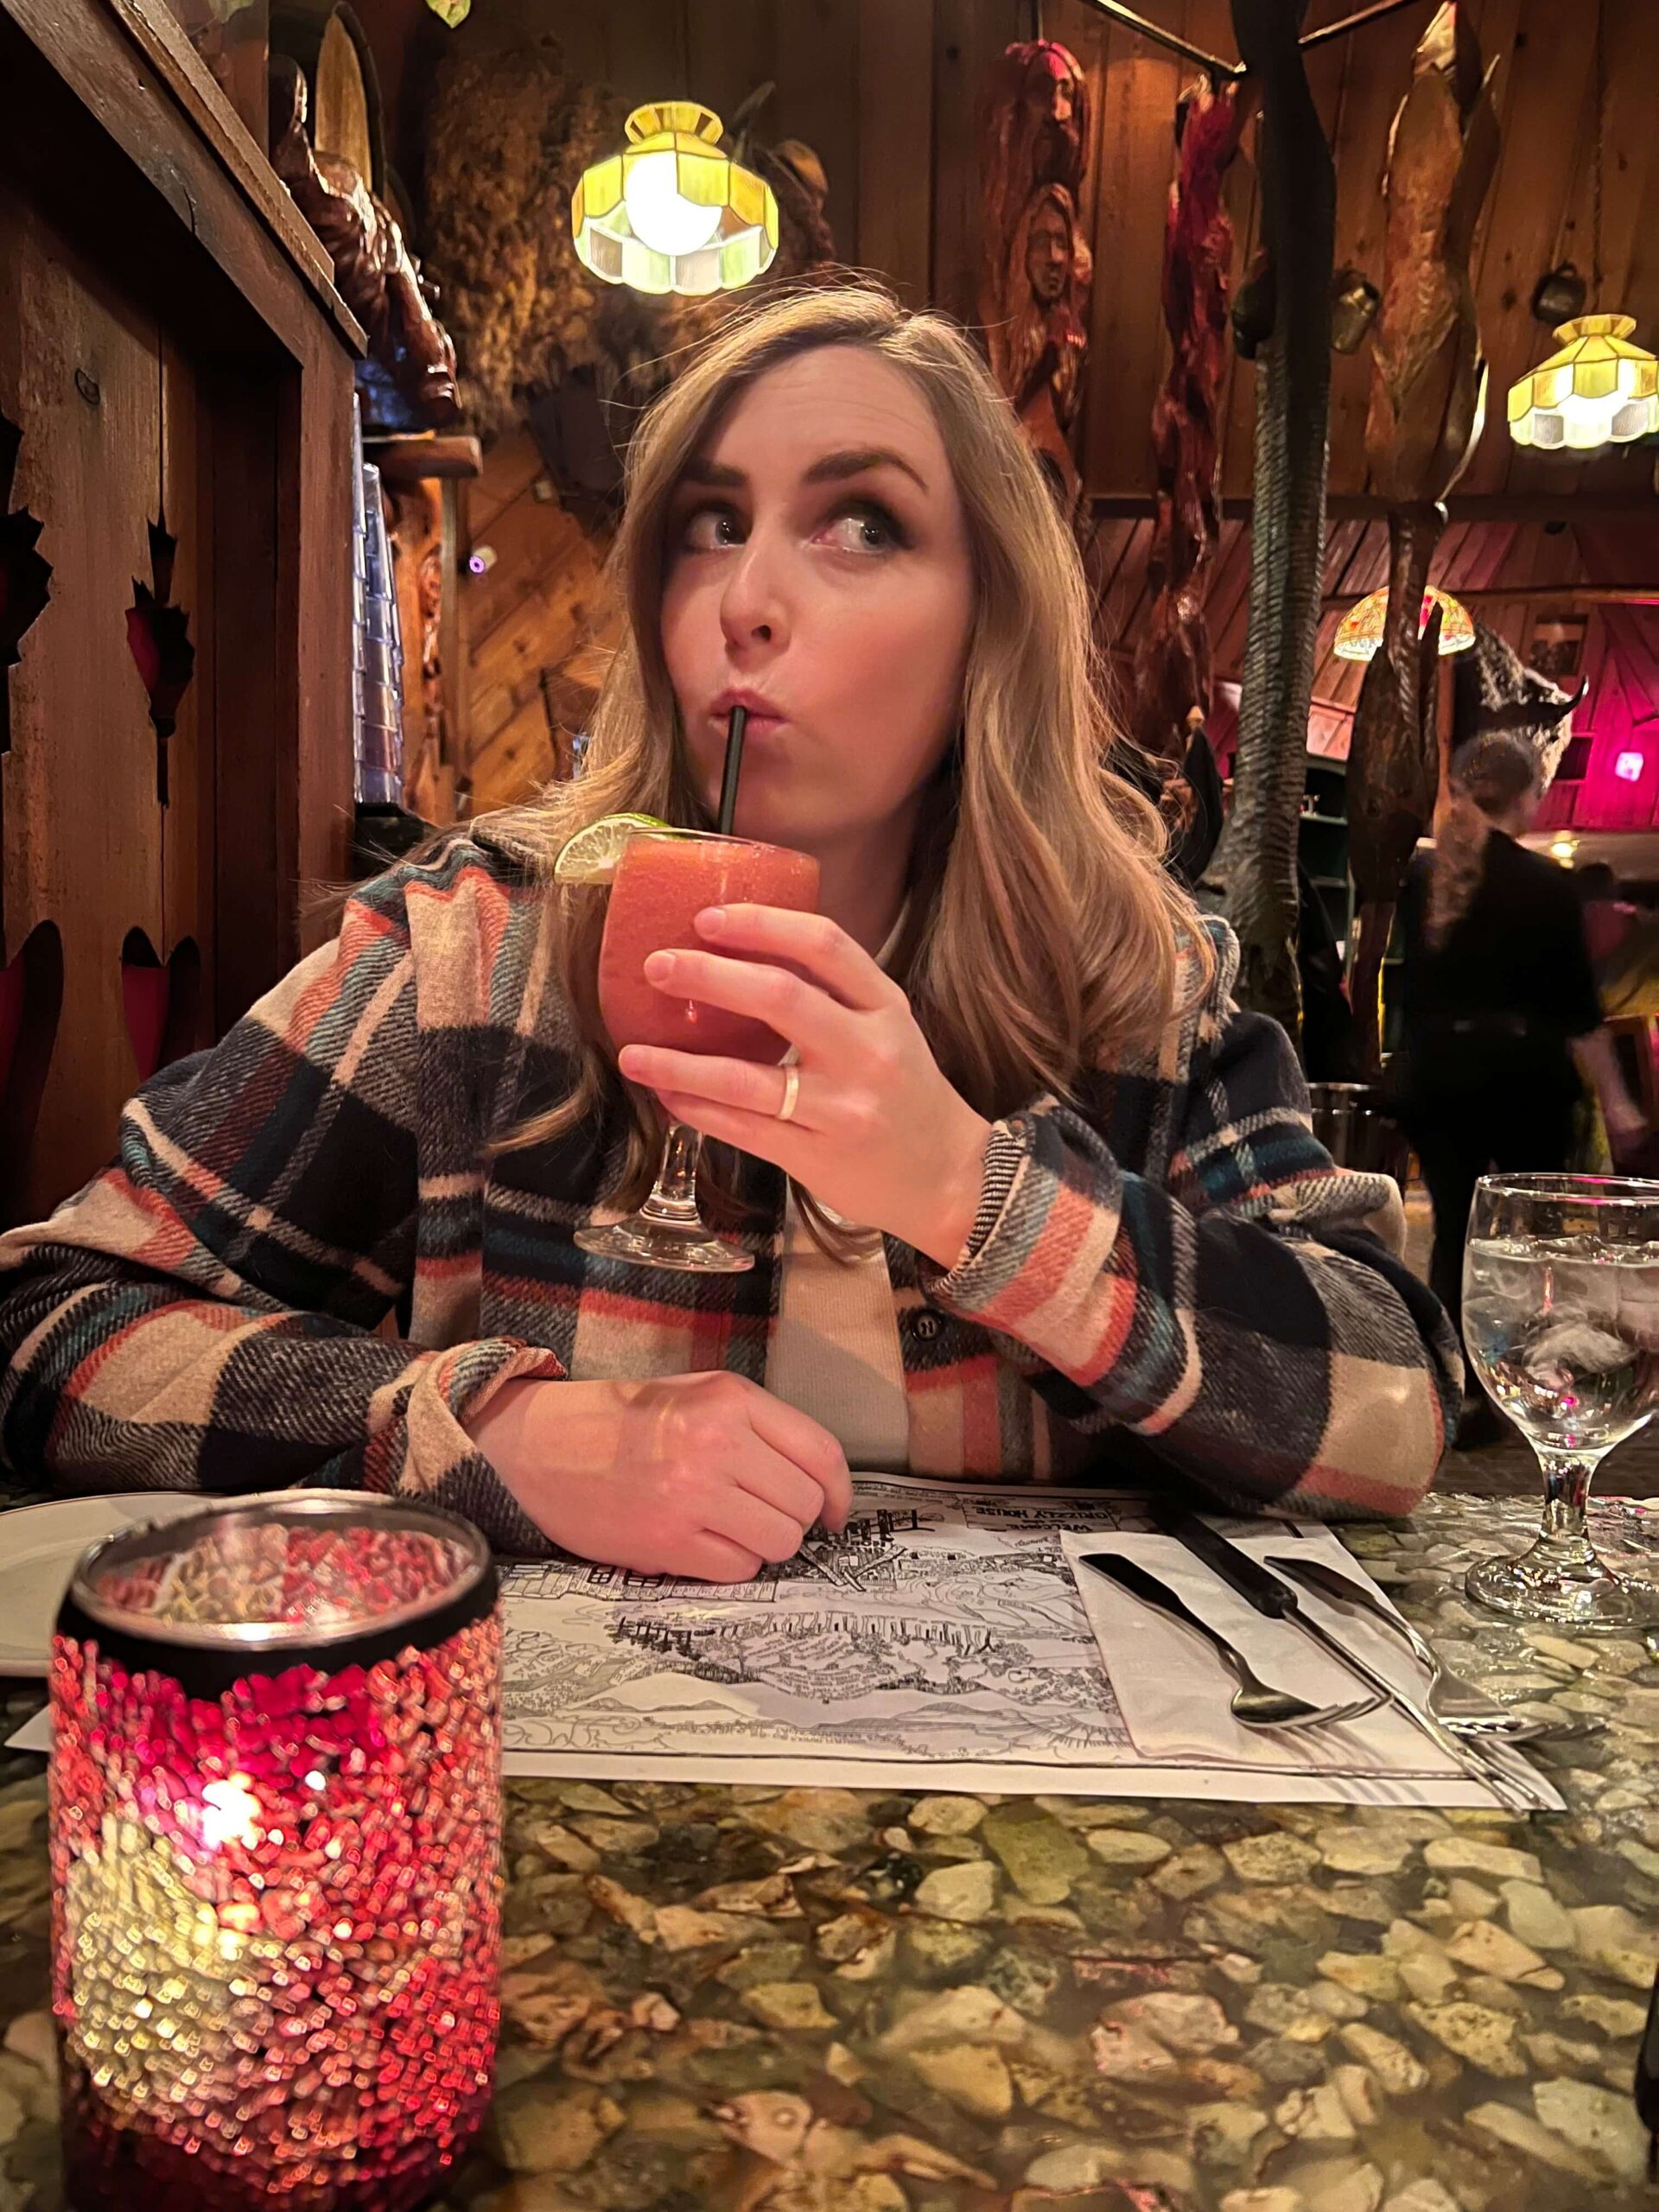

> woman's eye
[820,501,906,556]
[677,504,744,552]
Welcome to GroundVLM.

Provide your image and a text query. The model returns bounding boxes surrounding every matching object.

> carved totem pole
[977,41,1093,516]
[1129,74,1246,770]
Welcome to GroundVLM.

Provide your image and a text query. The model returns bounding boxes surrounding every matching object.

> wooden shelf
[67,0,365,355]
[368,433,483,483]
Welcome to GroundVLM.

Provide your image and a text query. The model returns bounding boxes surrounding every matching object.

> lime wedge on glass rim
[552,812,687,886]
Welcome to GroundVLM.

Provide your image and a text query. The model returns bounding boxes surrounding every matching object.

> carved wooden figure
[1130,75,1246,768]
[978,41,1093,512]
[270,57,461,431]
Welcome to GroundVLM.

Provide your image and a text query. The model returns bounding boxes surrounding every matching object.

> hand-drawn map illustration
[498,1478,1147,1784]
[493,1478,1554,1808]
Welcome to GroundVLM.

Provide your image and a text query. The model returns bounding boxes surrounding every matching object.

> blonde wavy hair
[1426,732,1541,950]
[488,281,1206,1242]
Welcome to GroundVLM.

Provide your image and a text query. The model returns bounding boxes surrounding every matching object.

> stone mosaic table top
[1,1490,1656,2212]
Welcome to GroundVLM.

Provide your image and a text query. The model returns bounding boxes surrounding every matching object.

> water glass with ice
[1462,1173,1659,1629]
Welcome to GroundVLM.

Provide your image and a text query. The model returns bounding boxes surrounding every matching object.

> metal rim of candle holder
[60,1491,496,1692]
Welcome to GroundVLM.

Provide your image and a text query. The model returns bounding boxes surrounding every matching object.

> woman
[1397,731,1644,1337]
[0,286,1457,1579]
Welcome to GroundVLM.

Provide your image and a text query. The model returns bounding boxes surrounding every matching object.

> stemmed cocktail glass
[574,830,819,1274]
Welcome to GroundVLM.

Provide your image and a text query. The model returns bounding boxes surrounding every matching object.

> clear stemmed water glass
[1462,1173,1659,1630]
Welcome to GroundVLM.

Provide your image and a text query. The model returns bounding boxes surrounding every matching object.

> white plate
[0,1492,215,1676]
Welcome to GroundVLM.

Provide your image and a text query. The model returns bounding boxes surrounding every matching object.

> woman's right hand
[462,1371,853,1581]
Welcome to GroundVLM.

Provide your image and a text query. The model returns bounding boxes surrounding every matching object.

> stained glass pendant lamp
[1508,0,1658,452]
[1332,584,1476,663]
[1507,315,1659,451]
[573,103,779,297]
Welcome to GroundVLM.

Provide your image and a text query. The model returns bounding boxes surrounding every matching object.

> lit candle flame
[200,1776,262,1851]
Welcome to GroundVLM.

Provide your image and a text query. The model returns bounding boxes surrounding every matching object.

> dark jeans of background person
[1406,1081,1576,1333]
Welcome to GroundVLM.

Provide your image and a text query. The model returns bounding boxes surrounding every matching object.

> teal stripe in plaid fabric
[0,829,1460,1553]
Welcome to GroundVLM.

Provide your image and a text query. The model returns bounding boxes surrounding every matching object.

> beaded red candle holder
[48,1493,502,2212]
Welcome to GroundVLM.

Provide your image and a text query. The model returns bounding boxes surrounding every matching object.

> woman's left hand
[616,904,993,1269]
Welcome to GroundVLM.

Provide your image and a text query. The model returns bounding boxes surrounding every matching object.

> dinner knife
[1149,1502,1536,1809]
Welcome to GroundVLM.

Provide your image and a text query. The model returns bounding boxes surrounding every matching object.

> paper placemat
[5,1479,1558,1808]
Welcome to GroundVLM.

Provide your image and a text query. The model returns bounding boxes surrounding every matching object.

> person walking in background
[1575,860,1659,1177]
[1395,734,1647,1427]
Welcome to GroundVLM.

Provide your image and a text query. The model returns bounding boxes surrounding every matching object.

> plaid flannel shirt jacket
[0,827,1460,1554]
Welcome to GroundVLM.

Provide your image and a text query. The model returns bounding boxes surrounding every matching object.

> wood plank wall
[422,0,1659,811]
[513,0,1659,502]
[460,432,615,816]
[1049,0,1659,504]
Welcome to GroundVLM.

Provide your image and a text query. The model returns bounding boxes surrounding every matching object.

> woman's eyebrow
[803,447,930,493]
[676,457,746,489]
[675,448,930,493]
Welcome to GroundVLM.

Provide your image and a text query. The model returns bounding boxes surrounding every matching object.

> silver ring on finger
[776,1064,801,1124]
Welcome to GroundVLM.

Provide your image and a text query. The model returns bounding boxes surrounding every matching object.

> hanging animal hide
[1455,621,1580,781]
[1346,3,1499,1071]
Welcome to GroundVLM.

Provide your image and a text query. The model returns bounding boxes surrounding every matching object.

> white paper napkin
[1060,1524,1560,1806]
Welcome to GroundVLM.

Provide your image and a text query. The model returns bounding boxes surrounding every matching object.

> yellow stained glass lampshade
[1506,314,1659,451]
[573,103,779,298]
[1332,584,1476,663]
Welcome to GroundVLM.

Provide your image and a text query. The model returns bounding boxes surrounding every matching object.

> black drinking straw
[715,705,747,835]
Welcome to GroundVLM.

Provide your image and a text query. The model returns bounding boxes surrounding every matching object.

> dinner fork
[1261,1551,1591,1740]
[1078,1554,1384,1732]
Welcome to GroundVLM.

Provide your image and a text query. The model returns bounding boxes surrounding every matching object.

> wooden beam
[1073,0,1238,77]
[1328,583,1659,607]
[1087,490,1659,520]
[1300,0,1430,55]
